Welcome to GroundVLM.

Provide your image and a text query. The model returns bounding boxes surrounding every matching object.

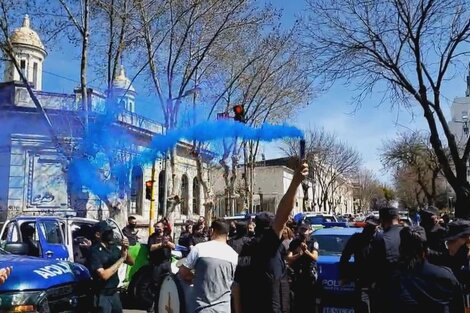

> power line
[42,69,103,90]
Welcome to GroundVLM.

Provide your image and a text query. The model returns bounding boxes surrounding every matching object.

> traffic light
[145,180,154,201]
[233,105,245,123]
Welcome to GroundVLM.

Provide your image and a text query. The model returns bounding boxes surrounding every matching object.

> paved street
[124,310,146,313]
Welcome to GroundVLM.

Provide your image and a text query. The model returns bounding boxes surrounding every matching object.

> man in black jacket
[340,215,380,313]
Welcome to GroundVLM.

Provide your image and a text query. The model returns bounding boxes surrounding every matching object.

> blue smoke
[69,112,303,198]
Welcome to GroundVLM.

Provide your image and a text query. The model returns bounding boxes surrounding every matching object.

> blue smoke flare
[70,117,303,198]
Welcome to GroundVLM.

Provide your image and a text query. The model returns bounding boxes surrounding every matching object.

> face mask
[155,229,162,235]
[248,231,255,237]
[129,224,136,229]
[102,230,115,244]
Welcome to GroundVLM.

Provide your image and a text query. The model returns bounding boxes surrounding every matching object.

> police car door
[36,218,69,260]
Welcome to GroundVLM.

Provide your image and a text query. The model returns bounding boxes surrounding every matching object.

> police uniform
[370,207,402,313]
[420,207,448,265]
[234,212,290,313]
[443,219,470,293]
[389,226,464,313]
[88,222,123,313]
[288,234,318,313]
[339,216,380,313]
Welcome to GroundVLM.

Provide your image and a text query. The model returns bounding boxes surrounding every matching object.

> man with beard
[89,221,135,313]
[419,207,447,265]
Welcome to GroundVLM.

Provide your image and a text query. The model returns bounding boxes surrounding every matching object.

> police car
[312,227,362,313]
[0,246,91,312]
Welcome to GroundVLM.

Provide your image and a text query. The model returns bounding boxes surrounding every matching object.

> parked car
[0,246,91,312]
[312,227,362,313]
[304,214,350,229]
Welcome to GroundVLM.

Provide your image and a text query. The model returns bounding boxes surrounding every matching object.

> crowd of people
[338,206,470,313]
[86,159,469,313]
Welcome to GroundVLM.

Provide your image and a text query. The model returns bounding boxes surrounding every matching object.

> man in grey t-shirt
[178,219,238,313]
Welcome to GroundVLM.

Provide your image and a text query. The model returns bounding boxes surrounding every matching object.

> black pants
[152,261,172,313]
[291,279,315,313]
[94,292,123,313]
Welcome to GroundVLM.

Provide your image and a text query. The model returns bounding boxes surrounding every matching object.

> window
[20,60,26,76]
[181,174,189,215]
[130,166,143,215]
[193,177,200,215]
[2,222,20,242]
[39,220,63,244]
[313,234,353,255]
[33,62,38,88]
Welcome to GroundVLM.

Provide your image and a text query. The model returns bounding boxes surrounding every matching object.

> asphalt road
[123,310,147,313]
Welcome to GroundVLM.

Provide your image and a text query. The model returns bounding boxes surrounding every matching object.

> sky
[260,0,469,182]
[29,1,470,184]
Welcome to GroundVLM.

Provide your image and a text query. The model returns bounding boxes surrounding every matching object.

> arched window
[158,170,166,215]
[193,177,200,215]
[130,166,143,215]
[181,174,189,215]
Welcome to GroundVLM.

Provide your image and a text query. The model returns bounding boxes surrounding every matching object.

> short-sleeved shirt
[183,240,238,313]
[148,234,172,266]
[122,225,139,246]
[234,228,286,313]
[88,242,121,294]
[288,236,318,281]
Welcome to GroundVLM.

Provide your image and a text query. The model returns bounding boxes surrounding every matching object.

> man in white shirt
[178,219,238,313]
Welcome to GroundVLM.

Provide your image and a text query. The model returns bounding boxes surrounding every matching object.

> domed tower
[4,15,47,90]
[111,65,136,113]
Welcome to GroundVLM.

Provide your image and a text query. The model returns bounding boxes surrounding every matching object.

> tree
[282,128,362,213]
[353,168,384,212]
[205,22,312,214]
[381,131,445,207]
[303,0,470,218]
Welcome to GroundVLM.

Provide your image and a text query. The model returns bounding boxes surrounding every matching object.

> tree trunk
[453,183,470,219]
[81,0,90,132]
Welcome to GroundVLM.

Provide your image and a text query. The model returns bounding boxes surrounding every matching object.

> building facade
[0,16,208,227]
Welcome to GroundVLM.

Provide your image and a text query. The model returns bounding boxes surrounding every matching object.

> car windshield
[305,216,336,224]
[313,234,353,256]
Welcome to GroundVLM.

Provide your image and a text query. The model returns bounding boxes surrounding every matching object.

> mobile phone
[300,139,306,160]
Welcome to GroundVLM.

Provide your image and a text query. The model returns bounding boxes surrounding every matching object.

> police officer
[443,219,470,293]
[339,215,380,313]
[228,221,251,254]
[389,226,464,313]
[88,221,135,313]
[233,161,308,313]
[370,207,402,313]
[419,206,447,265]
[287,222,318,313]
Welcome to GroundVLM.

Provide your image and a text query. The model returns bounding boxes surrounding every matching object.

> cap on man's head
[365,215,380,226]
[421,206,439,217]
[444,219,470,241]
[255,212,275,230]
[93,221,115,233]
